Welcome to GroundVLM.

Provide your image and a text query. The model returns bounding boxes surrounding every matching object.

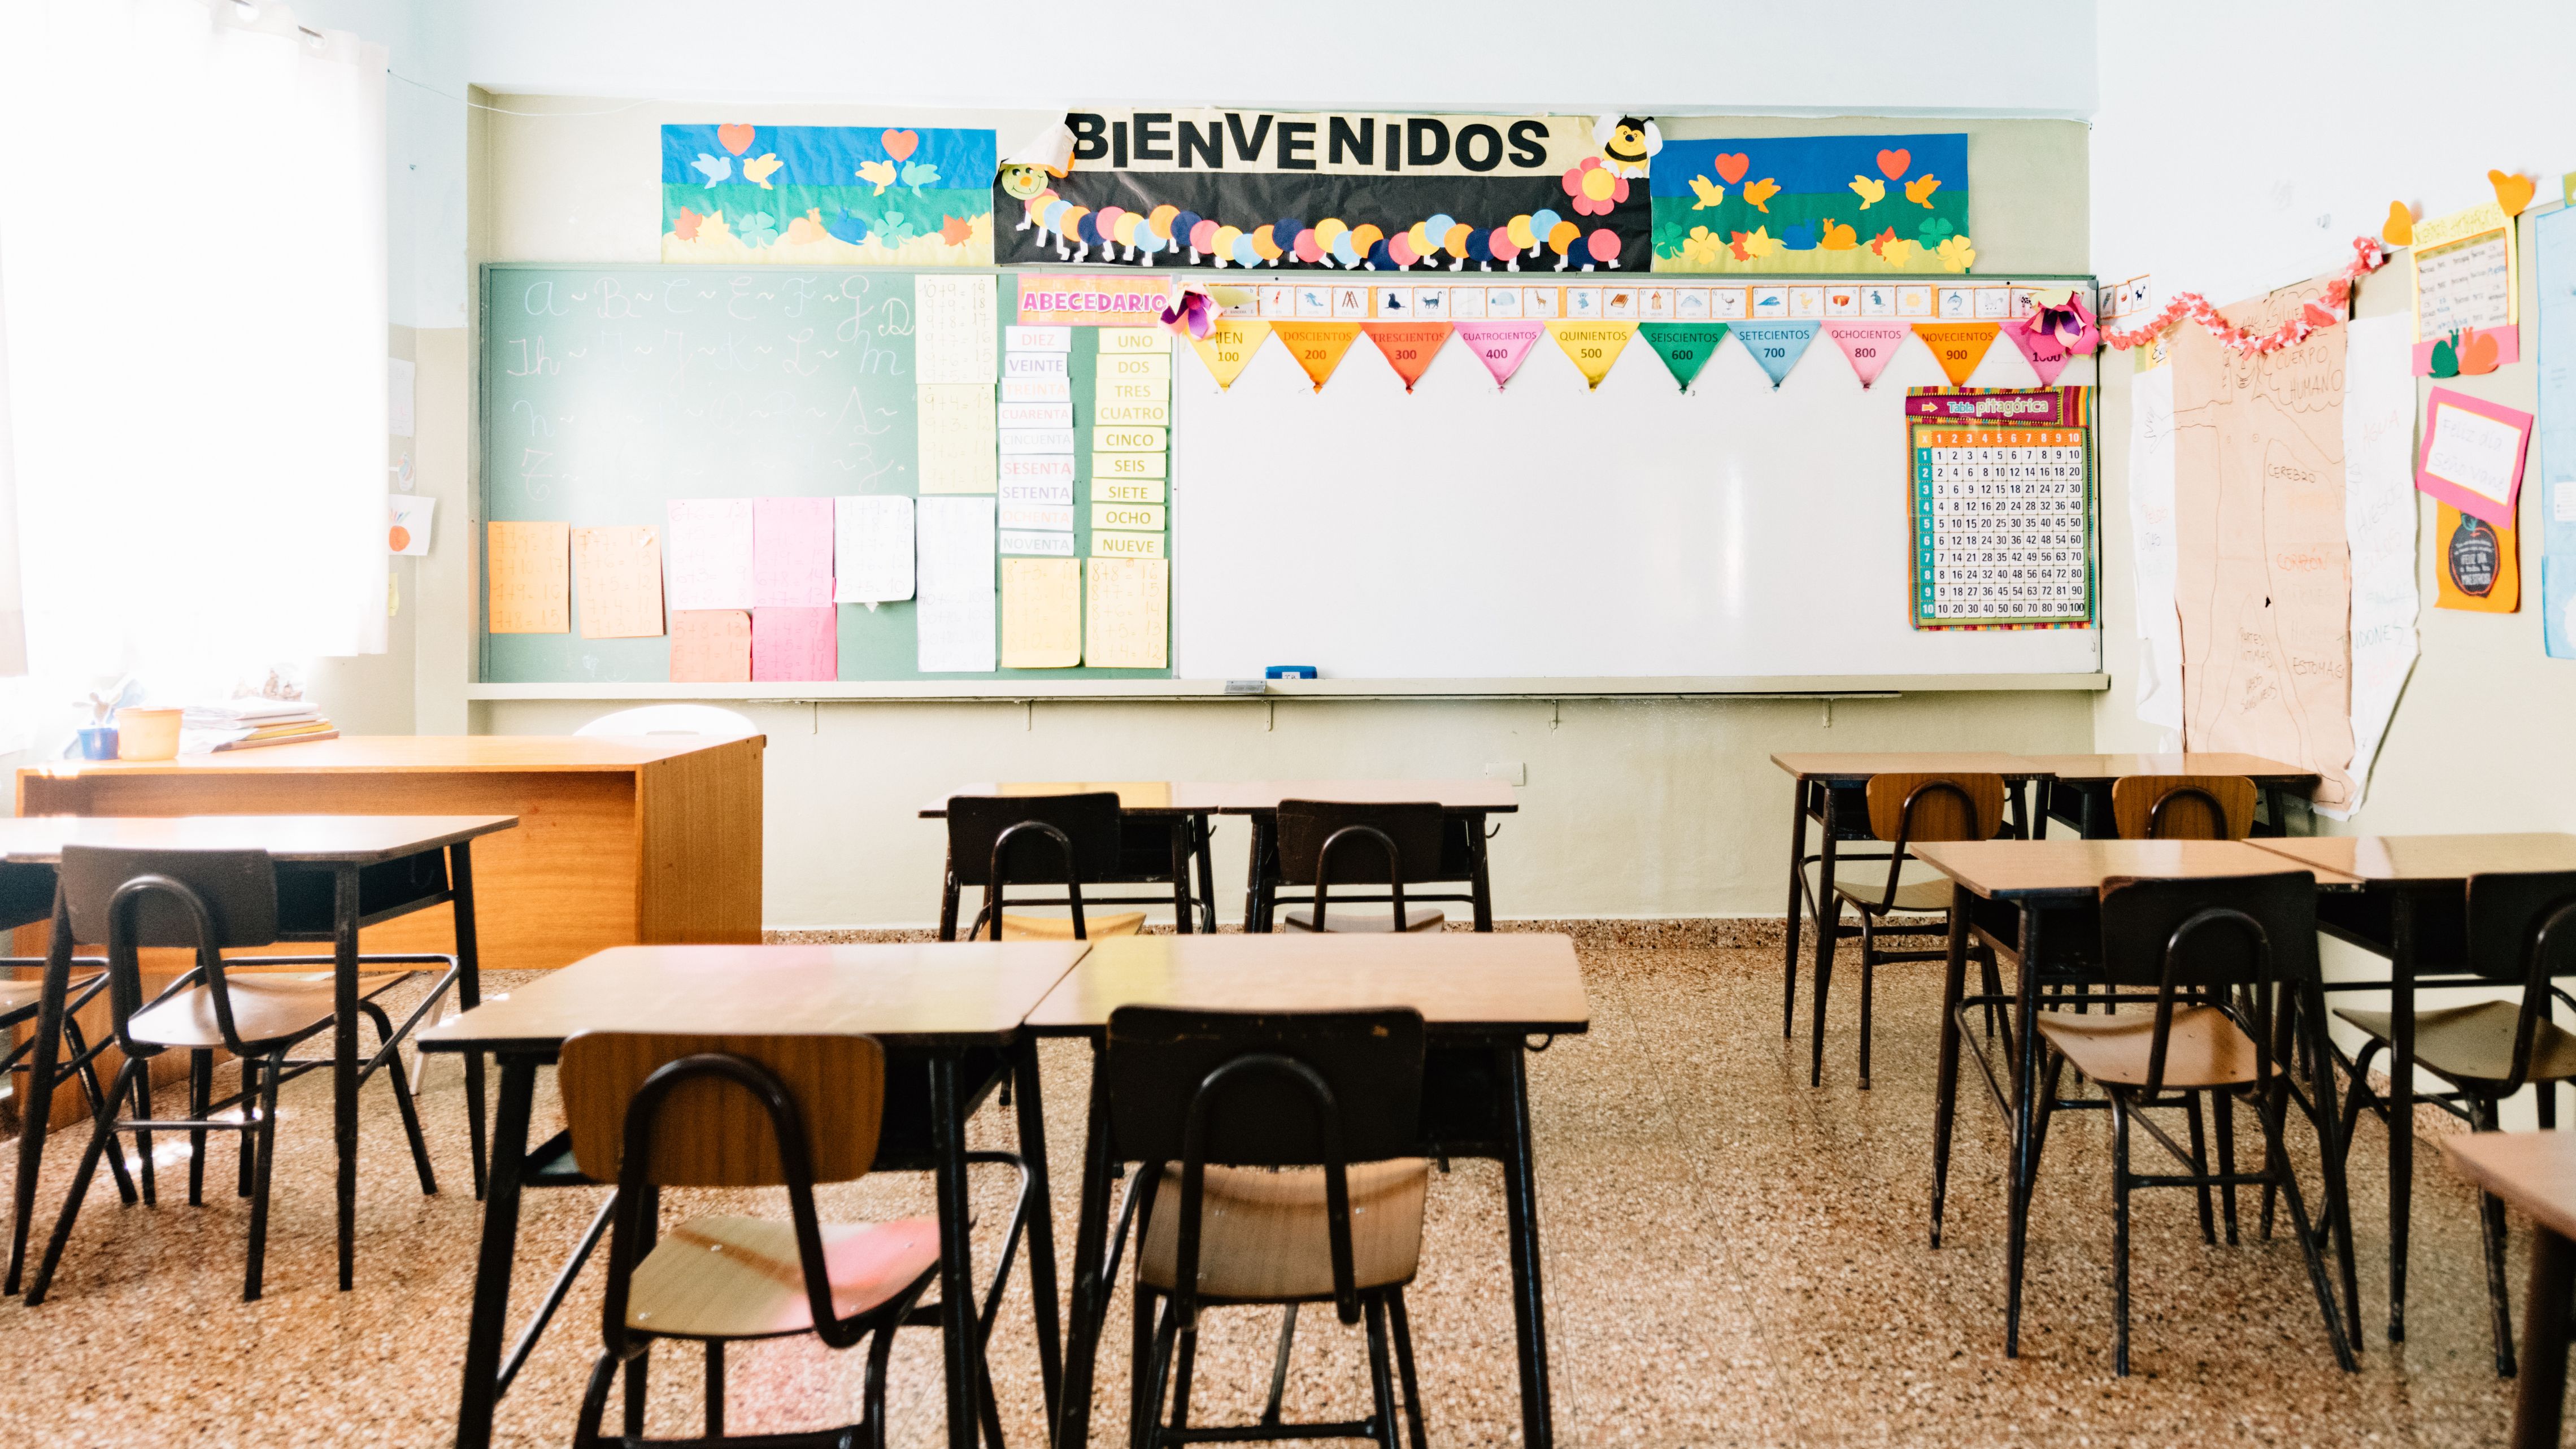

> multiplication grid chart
[1904,386,2096,630]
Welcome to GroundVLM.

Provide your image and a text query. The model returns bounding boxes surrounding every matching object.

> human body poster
[995,110,1652,272]
[663,125,997,265]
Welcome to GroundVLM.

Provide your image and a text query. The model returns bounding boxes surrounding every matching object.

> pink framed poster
[2416,386,2534,527]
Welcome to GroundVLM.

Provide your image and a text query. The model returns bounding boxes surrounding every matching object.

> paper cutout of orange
[2459,328,2501,375]
[2382,201,2414,247]
[2490,169,2536,219]
[1910,321,2000,385]
[388,525,411,552]
[1269,323,1362,391]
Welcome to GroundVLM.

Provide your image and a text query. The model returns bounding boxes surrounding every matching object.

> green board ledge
[465,673,2109,703]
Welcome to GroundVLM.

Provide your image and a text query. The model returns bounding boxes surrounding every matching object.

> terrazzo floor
[0,943,2531,1447]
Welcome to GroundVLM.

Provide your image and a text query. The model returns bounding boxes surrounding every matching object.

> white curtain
[0,0,388,706]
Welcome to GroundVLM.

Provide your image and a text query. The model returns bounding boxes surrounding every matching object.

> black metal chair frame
[26,865,444,1304]
[2,957,142,1208]
[2328,883,2576,1378]
[939,800,1213,941]
[1114,1009,1430,1449]
[1814,778,2000,1089]
[2025,889,2356,1376]
[1307,824,1415,933]
[1251,809,1489,934]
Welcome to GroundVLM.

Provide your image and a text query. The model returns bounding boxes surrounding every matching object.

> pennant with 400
[998,110,1657,273]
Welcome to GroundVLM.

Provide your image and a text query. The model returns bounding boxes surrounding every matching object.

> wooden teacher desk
[14,734,763,973]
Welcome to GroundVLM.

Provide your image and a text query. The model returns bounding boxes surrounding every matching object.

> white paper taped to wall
[915,497,995,672]
[834,495,915,607]
[2326,313,2421,819]
[2126,362,2182,733]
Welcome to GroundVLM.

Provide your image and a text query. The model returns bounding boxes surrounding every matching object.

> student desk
[919,781,1220,935]
[1908,838,2364,1356]
[17,734,764,973]
[1023,932,1589,1449]
[2444,1131,2576,1449]
[418,940,1087,1449]
[0,813,515,1299]
[2016,752,2316,839]
[1205,780,1518,933]
[2249,832,2576,1344]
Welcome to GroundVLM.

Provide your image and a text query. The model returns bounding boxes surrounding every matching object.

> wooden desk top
[2016,752,2317,785]
[0,813,516,864]
[18,735,752,779]
[1910,838,2361,900]
[417,942,1090,1054]
[920,779,1519,818]
[2248,833,2576,886]
[1023,932,1589,1036]
[2444,1132,2576,1242]
[1769,752,2042,782]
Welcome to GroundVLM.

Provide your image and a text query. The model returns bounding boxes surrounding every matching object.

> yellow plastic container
[114,707,183,760]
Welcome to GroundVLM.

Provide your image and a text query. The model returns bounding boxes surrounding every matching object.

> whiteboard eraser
[1224,679,1267,695]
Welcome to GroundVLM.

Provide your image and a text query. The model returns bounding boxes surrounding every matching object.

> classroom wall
[464,95,2100,926]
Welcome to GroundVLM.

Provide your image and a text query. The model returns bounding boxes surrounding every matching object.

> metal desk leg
[2513,1226,2576,1449]
[2302,978,2365,1351]
[1468,813,1494,932]
[2007,779,2030,839]
[2004,904,2045,1357]
[1499,1041,1555,1449]
[1012,1039,1065,1429]
[1192,815,1218,934]
[1783,781,1810,1037]
[450,841,490,1200]
[1245,816,1277,934]
[1807,789,1840,1086]
[1929,884,1970,1247]
[5,889,76,1295]
[455,1055,537,1449]
[333,863,362,1291]
[1054,1042,1115,1449]
[1168,823,1194,935]
[2388,892,2418,1342]
[929,1056,984,1449]
[939,857,962,942]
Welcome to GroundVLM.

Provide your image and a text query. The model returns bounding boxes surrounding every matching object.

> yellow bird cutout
[1743,177,1781,213]
[743,153,782,189]
[856,158,897,193]
[1847,175,1886,210]
[1687,175,1726,210]
[1904,174,1942,206]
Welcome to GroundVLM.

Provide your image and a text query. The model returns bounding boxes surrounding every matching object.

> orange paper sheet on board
[2436,502,2520,611]
[1187,320,1270,390]
[1361,323,1452,392]
[572,525,666,639]
[486,521,569,634]
[1911,321,2000,385]
[669,609,751,682]
[1270,323,1361,391]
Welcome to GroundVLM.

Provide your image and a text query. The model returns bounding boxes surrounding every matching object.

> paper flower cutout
[1917,216,1957,246]
[875,212,917,246]
[1561,156,1628,216]
[1161,286,1218,340]
[1848,176,1885,209]
[1935,236,1975,272]
[736,211,778,247]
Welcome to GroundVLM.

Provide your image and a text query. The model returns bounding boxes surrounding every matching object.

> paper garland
[1546,321,1635,390]
[1187,319,1270,390]
[1361,323,1452,392]
[1638,322,1730,390]
[1455,320,1546,388]
[1911,321,1999,385]
[1269,322,1361,391]
[1733,320,1819,388]
[1820,320,1909,388]
[2101,235,2386,357]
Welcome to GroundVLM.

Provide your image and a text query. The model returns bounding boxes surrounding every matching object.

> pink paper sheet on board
[751,606,837,681]
[2414,386,2534,527]
[753,496,836,606]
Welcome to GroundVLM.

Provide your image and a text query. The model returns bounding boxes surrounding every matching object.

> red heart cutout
[716,123,755,156]
[2461,328,2500,375]
[1876,149,1911,180]
[881,129,919,162]
[1712,153,1750,185]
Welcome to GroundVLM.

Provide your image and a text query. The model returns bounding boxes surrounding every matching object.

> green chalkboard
[478,265,1172,683]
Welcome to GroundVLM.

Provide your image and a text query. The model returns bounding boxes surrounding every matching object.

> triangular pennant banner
[1544,321,1637,390]
[1637,322,1730,391]
[1452,320,1547,389]
[1911,321,2001,386]
[1187,320,1271,391]
[1731,320,1821,389]
[2000,319,2074,386]
[1269,323,1362,391]
[1820,320,1911,389]
[1360,322,1453,393]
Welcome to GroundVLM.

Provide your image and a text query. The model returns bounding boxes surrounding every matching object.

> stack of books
[180,699,338,754]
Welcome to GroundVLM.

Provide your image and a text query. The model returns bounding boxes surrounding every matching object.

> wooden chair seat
[125,971,413,1052]
[623,1213,941,1341]
[1139,1158,1430,1303]
[0,976,88,1016]
[1831,877,1954,914]
[1282,904,1446,933]
[999,910,1146,941]
[2034,1005,2260,1089]
[2339,1002,2576,1086]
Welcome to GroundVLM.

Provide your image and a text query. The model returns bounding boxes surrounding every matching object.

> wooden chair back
[559,1032,887,1187]
[1862,773,2005,845]
[2111,775,2256,840]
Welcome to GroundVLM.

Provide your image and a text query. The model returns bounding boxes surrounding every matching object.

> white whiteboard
[1171,304,2102,682]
